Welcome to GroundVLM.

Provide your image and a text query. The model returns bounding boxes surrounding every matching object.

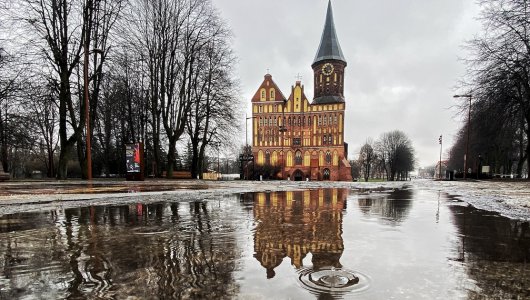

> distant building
[250,1,352,181]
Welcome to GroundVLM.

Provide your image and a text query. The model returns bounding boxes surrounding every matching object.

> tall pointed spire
[312,1,346,66]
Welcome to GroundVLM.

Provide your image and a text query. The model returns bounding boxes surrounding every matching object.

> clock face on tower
[322,63,334,76]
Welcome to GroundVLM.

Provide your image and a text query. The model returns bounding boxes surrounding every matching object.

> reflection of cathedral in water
[252,189,347,278]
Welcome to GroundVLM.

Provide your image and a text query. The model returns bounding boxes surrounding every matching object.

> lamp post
[214,141,221,176]
[245,115,257,180]
[439,134,443,180]
[83,32,92,180]
[83,44,103,181]
[453,94,472,179]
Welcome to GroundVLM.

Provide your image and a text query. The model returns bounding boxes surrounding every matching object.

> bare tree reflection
[0,201,241,299]
[448,203,530,299]
[357,188,414,223]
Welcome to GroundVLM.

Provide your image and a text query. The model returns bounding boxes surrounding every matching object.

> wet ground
[0,185,528,299]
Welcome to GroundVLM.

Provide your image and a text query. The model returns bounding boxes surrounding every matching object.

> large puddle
[0,187,528,299]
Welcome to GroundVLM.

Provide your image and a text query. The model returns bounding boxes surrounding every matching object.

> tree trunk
[166,137,177,179]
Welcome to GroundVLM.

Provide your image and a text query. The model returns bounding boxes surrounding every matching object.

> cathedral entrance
[293,170,304,181]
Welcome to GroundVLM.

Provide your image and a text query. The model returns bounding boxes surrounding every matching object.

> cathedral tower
[312,1,347,104]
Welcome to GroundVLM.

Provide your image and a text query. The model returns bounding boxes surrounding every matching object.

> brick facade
[250,1,352,181]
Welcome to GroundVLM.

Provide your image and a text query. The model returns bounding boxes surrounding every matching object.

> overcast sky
[213,0,482,168]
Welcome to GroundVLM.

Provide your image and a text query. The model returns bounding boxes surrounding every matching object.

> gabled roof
[287,81,309,103]
[312,1,347,66]
[251,74,287,102]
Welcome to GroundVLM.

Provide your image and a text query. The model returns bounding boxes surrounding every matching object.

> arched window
[326,151,332,164]
[258,150,264,165]
[288,117,292,125]
[287,151,293,167]
[318,116,322,125]
[265,150,271,165]
[298,117,301,126]
[329,134,333,145]
[272,151,278,165]
[323,168,330,180]
[333,151,339,166]
[269,117,272,126]
[270,89,275,100]
[304,151,311,166]
[274,117,277,126]
[295,150,303,165]
[323,115,327,125]
[260,89,266,101]
[329,115,333,125]
[323,135,327,145]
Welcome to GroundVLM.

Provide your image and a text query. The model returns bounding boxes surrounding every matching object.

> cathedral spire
[312,0,346,67]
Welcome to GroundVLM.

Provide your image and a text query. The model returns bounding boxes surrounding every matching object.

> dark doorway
[293,170,304,181]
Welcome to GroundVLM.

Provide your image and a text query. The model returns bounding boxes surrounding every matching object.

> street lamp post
[245,115,257,180]
[215,141,221,177]
[83,45,103,181]
[453,94,472,179]
[439,134,443,180]
[83,33,92,180]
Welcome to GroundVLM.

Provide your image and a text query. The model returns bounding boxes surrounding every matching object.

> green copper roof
[312,1,347,66]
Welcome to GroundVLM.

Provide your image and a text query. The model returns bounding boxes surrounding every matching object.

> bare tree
[358,139,375,182]
[376,130,415,181]
[456,0,530,179]
[187,16,239,178]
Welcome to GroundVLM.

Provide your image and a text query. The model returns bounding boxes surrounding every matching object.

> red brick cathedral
[251,1,352,181]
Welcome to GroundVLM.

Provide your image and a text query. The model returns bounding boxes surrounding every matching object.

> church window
[323,169,330,180]
[265,151,271,165]
[323,135,327,144]
[329,134,333,145]
[323,115,327,126]
[318,116,322,125]
[261,89,266,101]
[274,117,277,126]
[270,89,275,100]
[329,115,333,125]
[295,151,303,165]
[269,117,272,126]
[293,138,301,146]
[326,151,332,164]
[334,115,338,124]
